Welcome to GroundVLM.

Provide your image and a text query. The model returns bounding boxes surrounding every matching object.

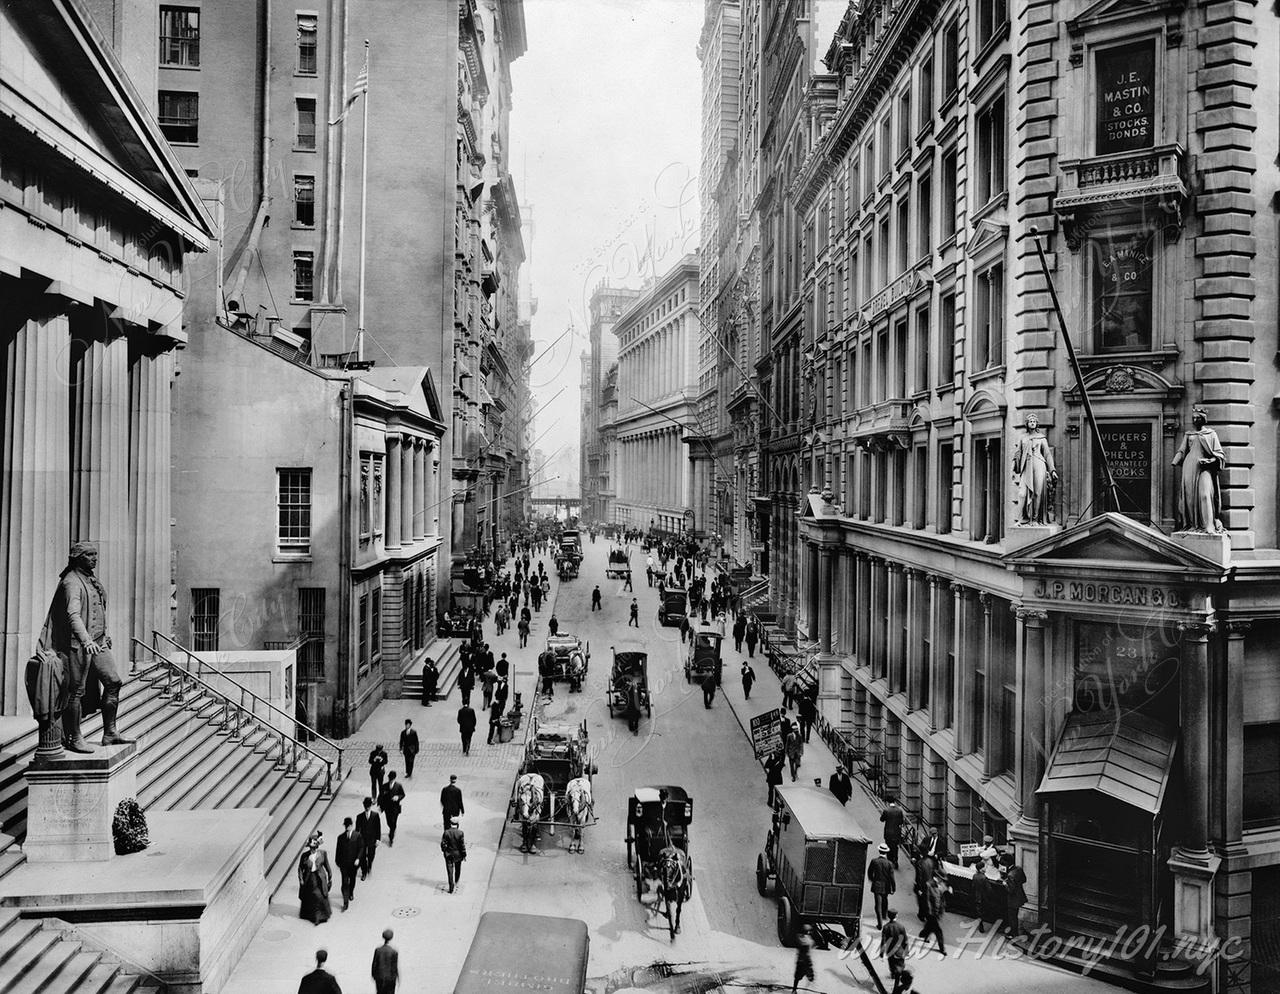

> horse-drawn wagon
[511,719,597,853]
[607,644,651,733]
[555,554,579,581]
[605,547,631,580]
[684,628,723,687]
[538,634,589,690]
[626,786,694,940]
[756,784,872,948]
[657,585,687,627]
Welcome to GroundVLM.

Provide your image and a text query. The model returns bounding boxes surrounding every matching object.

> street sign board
[750,708,784,759]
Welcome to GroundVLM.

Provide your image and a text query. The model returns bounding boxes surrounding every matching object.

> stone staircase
[0,909,160,994]
[399,638,464,702]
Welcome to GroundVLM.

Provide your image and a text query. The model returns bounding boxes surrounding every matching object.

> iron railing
[133,633,343,796]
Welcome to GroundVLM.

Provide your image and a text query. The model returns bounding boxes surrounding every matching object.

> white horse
[514,772,545,853]
[565,776,593,854]
[568,651,585,692]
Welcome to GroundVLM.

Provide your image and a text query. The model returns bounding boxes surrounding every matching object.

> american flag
[329,43,369,125]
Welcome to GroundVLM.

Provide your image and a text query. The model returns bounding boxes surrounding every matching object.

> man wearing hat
[371,928,399,994]
[441,818,467,893]
[334,817,365,910]
[298,949,342,994]
[867,843,897,928]
[880,910,909,985]
[828,765,853,806]
[40,542,130,751]
[440,774,464,825]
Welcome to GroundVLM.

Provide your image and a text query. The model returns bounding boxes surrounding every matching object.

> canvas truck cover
[453,912,589,994]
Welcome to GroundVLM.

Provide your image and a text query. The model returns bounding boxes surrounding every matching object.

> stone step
[400,638,464,700]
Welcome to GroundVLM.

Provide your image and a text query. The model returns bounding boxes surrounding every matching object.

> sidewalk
[218,552,560,994]
[717,633,1112,994]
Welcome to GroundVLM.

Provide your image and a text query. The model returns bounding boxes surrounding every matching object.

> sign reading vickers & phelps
[1096,41,1156,155]
[1094,422,1152,520]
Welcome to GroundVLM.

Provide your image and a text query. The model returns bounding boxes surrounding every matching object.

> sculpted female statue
[1171,407,1226,533]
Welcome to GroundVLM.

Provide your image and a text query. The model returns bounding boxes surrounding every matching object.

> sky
[510,0,704,490]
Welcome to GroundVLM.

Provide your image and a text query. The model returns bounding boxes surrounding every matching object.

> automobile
[684,628,723,687]
[657,585,688,626]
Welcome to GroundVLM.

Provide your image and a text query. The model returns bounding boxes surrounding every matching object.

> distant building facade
[581,284,640,522]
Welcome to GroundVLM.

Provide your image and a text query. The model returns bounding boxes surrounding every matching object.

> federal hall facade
[770,0,1279,990]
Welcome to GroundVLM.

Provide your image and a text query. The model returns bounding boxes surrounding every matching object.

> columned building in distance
[581,284,639,522]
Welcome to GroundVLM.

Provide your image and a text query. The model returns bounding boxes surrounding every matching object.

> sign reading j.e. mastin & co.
[1032,578,1185,609]
[1096,41,1156,155]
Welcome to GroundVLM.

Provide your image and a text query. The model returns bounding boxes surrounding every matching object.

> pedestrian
[733,614,746,652]
[785,725,804,781]
[591,585,602,611]
[867,843,896,928]
[548,614,559,637]
[891,967,916,994]
[880,910,908,985]
[745,620,758,658]
[796,692,815,743]
[440,774,464,824]
[740,661,755,699]
[481,666,497,711]
[781,671,797,711]
[699,599,708,623]
[377,772,404,846]
[494,673,509,711]
[458,665,475,707]
[457,702,477,756]
[355,797,381,880]
[371,929,399,994]
[913,852,937,921]
[679,615,691,644]
[334,817,364,911]
[398,719,420,779]
[701,673,716,709]
[486,698,504,745]
[623,570,633,591]
[420,657,438,706]
[920,826,942,859]
[828,765,852,805]
[517,617,530,648]
[441,818,467,893]
[298,949,342,994]
[646,565,653,587]
[971,858,992,933]
[628,598,639,627]
[881,798,905,868]
[919,873,947,954]
[368,744,388,801]
[1001,855,1028,938]
[297,831,333,925]
[765,750,785,807]
[790,924,815,994]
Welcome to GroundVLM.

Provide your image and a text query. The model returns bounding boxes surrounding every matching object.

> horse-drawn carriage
[510,719,597,853]
[555,554,579,581]
[684,628,723,687]
[607,645,651,733]
[626,786,694,940]
[539,634,589,689]
[756,785,872,948]
[605,547,631,580]
[657,585,688,627]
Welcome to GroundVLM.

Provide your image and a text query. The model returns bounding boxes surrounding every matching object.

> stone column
[385,436,402,550]
[129,347,175,648]
[412,440,426,541]
[804,542,819,642]
[869,559,884,678]
[430,447,441,536]
[951,582,971,757]
[905,569,922,710]
[887,562,904,692]
[400,436,414,543]
[1,308,72,714]
[1222,621,1248,843]
[981,593,999,779]
[856,554,871,667]
[1178,620,1214,859]
[73,334,132,656]
[818,545,833,654]
[927,574,944,730]
[1016,608,1048,817]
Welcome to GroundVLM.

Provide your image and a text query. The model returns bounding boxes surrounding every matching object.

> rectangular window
[277,468,312,554]
[850,250,860,313]
[940,148,958,239]
[942,20,960,99]
[851,156,862,214]
[293,251,314,301]
[859,451,873,518]
[862,234,874,298]
[294,175,315,227]
[878,216,890,287]
[297,14,318,74]
[896,195,910,274]
[157,90,199,144]
[833,355,844,419]
[1001,683,1017,774]
[913,305,930,392]
[917,173,932,259]
[859,338,872,408]
[1245,724,1280,829]
[937,440,953,534]
[296,98,317,150]
[191,588,220,652]
[371,587,382,660]
[913,445,929,528]
[875,328,889,402]
[893,317,908,397]
[974,262,1005,370]
[938,291,956,384]
[898,88,912,157]
[873,451,888,523]
[298,588,325,682]
[1091,232,1154,351]
[864,140,876,198]
[880,116,892,177]
[973,668,986,752]
[918,55,934,128]
[892,449,907,526]
[976,95,1007,204]
[1095,40,1156,154]
[159,6,200,67]
[357,593,369,674]
[978,0,1008,48]
[972,436,1004,543]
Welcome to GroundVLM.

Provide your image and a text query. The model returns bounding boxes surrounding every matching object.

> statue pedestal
[23,743,138,863]
[1005,523,1059,554]
[1171,530,1232,566]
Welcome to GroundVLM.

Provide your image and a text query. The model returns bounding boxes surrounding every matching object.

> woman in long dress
[298,830,332,925]
[1172,407,1226,532]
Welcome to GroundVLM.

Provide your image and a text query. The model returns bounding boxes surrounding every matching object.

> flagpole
[356,39,370,364]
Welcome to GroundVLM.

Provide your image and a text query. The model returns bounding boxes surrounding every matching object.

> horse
[656,845,691,940]
[568,652,585,692]
[564,776,593,854]
[514,772,545,853]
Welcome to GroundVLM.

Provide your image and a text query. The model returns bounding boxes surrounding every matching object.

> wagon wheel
[625,834,633,868]
[777,895,797,948]
[684,856,693,901]
[634,855,644,900]
[756,853,770,896]
[607,695,614,717]
[645,692,652,716]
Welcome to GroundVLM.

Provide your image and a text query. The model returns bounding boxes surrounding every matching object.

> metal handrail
[149,630,343,770]
[131,637,340,796]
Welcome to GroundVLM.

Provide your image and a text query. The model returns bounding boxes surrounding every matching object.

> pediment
[1008,512,1222,573]
[3,0,213,246]
[1067,0,1182,34]
[1065,364,1183,401]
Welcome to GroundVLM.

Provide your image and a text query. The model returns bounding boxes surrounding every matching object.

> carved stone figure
[1013,415,1058,525]
[1171,407,1226,533]
[39,542,133,753]
[25,646,68,762]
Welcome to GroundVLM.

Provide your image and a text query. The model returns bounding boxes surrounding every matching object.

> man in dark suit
[298,949,342,994]
[440,774,464,824]
[334,817,364,910]
[399,719,420,779]
[867,843,897,928]
[441,818,467,893]
[486,698,504,745]
[371,929,398,994]
[458,703,477,755]
[378,773,405,846]
[355,797,381,880]
[880,798,905,869]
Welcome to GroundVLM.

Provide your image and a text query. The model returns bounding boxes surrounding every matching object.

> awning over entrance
[1037,710,1177,815]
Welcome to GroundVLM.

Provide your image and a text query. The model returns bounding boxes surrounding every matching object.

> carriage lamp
[684,801,693,820]
[634,801,644,820]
